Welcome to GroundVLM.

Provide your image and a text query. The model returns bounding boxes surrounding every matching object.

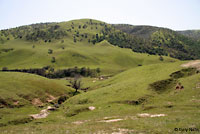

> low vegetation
[1,66,101,78]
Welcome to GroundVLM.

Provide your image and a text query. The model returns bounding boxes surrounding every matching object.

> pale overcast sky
[0,0,200,30]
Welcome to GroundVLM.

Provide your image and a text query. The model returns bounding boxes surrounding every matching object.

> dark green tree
[48,49,53,54]
[51,57,56,63]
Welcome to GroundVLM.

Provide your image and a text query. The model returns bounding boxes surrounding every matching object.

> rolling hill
[178,30,200,41]
[0,19,200,133]
[0,19,177,75]
[114,24,200,60]
[1,19,200,61]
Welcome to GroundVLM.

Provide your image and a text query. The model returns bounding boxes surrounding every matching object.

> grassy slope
[0,72,74,125]
[63,61,200,133]
[64,61,183,117]
[1,61,200,133]
[0,72,73,102]
[0,37,175,75]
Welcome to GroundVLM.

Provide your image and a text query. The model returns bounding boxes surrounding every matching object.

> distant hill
[114,24,161,39]
[114,24,200,60]
[177,30,200,41]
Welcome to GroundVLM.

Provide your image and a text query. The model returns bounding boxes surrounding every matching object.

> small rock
[54,104,59,108]
[88,106,95,110]
[13,101,19,105]
[47,106,57,111]
[137,113,166,118]
[137,113,150,117]
[150,114,166,117]
[98,119,123,123]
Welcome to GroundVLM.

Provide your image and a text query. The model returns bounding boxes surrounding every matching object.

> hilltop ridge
[0,19,200,61]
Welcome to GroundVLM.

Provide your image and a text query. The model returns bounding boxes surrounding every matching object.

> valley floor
[0,61,200,134]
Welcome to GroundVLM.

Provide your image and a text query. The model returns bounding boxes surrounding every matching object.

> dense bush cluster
[1,66,101,78]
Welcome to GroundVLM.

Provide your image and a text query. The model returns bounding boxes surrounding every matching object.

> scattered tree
[48,49,53,54]
[2,67,8,71]
[96,68,101,74]
[51,57,56,63]
[84,34,88,38]
[70,76,82,94]
[159,56,164,61]
[73,38,76,43]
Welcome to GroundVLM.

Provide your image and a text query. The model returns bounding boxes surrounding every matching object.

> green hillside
[178,30,200,41]
[114,24,161,39]
[0,19,176,75]
[0,72,74,127]
[114,24,200,60]
[1,19,200,61]
[1,61,200,133]
[0,72,74,107]
[0,19,200,133]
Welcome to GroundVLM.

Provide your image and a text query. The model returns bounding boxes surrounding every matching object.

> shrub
[159,56,164,61]
[73,38,76,43]
[51,57,56,63]
[170,68,196,79]
[8,117,32,125]
[58,96,68,104]
[48,49,53,54]
[149,78,176,93]
[2,67,8,71]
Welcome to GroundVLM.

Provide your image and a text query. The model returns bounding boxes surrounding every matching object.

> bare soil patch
[181,60,200,70]
[31,98,43,107]
[137,113,166,118]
